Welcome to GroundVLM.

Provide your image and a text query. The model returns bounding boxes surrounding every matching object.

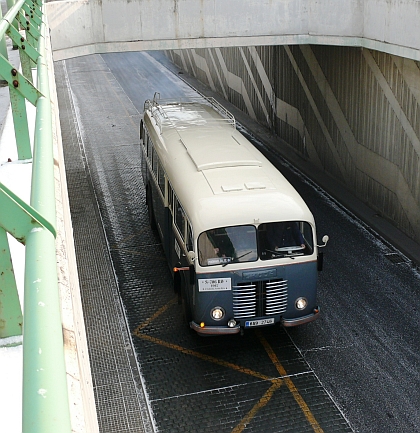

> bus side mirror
[317,235,328,271]
[317,235,329,248]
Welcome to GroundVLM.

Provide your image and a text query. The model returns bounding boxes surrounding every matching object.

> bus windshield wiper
[222,250,253,267]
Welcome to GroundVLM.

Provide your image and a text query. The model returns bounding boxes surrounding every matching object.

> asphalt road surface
[59,51,420,433]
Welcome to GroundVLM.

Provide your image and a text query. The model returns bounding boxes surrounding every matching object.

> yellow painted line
[132,297,178,334]
[137,332,272,381]
[257,331,324,433]
[133,299,322,432]
[133,298,271,380]
[231,379,283,433]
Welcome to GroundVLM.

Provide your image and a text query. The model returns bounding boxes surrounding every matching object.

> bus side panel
[161,207,171,259]
[140,143,148,187]
[151,181,165,242]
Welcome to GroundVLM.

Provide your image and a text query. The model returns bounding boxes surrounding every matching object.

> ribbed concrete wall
[165,46,420,242]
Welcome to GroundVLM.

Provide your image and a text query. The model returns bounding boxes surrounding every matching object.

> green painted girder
[0,32,43,159]
[17,10,41,40]
[7,24,40,82]
[9,87,33,160]
[26,0,42,17]
[0,181,56,243]
[0,28,43,104]
[25,0,43,21]
[7,24,40,64]
[21,0,42,23]
[0,227,23,338]
[18,10,41,65]
[0,181,56,339]
[21,3,41,28]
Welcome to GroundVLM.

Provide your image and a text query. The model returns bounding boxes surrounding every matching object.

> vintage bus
[140,93,328,335]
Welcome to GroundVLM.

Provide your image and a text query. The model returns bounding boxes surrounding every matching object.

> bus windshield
[198,221,314,266]
[258,221,314,260]
[198,225,258,266]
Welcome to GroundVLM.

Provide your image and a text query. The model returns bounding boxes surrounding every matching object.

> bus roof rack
[144,92,236,134]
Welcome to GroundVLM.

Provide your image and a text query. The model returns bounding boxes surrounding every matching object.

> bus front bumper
[190,321,241,335]
[282,307,320,327]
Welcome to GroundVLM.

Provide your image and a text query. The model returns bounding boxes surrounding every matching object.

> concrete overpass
[48,0,420,62]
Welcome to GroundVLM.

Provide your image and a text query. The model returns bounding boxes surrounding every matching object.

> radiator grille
[232,279,288,319]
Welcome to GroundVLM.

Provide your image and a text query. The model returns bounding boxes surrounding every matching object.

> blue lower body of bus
[189,261,320,336]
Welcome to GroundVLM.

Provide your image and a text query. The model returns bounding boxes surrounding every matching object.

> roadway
[54,51,420,433]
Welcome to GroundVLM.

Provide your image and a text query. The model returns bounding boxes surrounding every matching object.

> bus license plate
[245,318,275,327]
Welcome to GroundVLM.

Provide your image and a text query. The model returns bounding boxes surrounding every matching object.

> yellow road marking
[132,297,177,334]
[133,299,324,432]
[231,379,283,433]
[257,331,324,433]
[133,298,271,380]
[138,332,272,381]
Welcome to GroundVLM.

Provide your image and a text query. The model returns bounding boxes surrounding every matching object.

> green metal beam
[0,11,43,160]
[0,0,73,431]
[9,87,32,159]
[21,12,72,433]
[0,181,56,241]
[0,7,7,81]
[22,3,41,28]
[0,181,55,339]
[0,227,23,338]
[23,227,71,432]
[7,24,41,64]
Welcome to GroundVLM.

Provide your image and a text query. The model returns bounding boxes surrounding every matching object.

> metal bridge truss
[0,0,71,431]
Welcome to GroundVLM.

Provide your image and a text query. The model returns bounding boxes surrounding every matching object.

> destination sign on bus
[198,278,232,292]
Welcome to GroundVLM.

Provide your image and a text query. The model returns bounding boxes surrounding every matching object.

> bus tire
[146,187,157,231]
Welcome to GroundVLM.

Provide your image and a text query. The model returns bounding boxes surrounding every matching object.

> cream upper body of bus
[143,97,316,266]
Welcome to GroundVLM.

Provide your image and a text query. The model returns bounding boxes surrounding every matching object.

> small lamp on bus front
[210,307,225,321]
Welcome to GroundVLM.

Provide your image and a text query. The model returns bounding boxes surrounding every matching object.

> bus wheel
[146,187,157,230]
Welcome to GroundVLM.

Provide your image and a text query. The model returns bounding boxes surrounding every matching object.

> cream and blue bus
[140,93,328,335]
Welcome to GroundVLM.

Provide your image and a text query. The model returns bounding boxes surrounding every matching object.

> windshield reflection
[198,225,257,266]
[198,222,313,266]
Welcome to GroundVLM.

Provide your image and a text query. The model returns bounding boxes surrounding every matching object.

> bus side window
[140,121,144,143]
[175,197,185,241]
[168,183,174,213]
[152,147,158,175]
[158,160,165,193]
[145,135,150,158]
[187,224,193,251]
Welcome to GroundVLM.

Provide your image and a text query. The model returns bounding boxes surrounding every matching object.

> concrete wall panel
[165,46,420,242]
[46,0,420,61]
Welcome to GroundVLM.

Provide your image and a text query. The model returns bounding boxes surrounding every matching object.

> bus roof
[144,97,314,234]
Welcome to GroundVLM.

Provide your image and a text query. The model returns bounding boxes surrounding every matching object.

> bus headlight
[210,307,225,321]
[295,297,308,310]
